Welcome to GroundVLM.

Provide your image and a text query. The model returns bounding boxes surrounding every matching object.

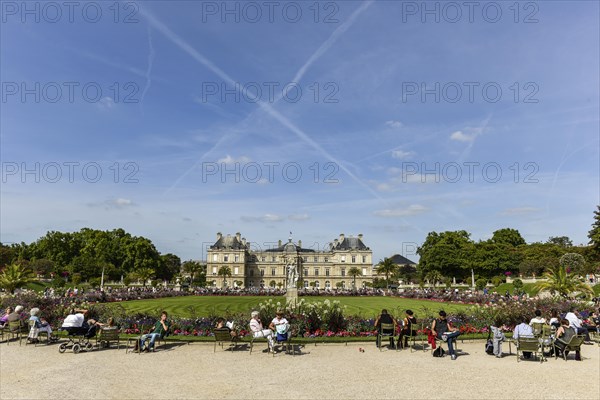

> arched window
[325,280,331,289]
[315,281,320,289]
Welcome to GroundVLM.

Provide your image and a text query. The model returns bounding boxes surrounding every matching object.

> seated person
[374,309,396,348]
[397,309,417,349]
[28,307,57,342]
[269,310,290,342]
[588,309,600,333]
[582,309,599,334]
[529,309,547,325]
[249,311,274,352]
[139,311,170,352]
[432,311,461,360]
[215,317,238,340]
[548,309,561,329]
[7,305,27,325]
[513,315,535,359]
[554,318,580,360]
[0,307,13,327]
[565,307,591,343]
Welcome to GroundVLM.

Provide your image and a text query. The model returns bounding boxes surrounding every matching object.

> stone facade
[206,232,373,289]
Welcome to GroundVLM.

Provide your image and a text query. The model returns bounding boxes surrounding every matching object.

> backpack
[433,347,445,357]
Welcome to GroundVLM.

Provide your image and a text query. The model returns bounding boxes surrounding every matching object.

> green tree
[535,265,593,298]
[588,205,600,261]
[157,253,181,282]
[375,258,397,288]
[218,266,232,288]
[348,266,362,289]
[426,270,443,288]
[512,278,524,292]
[559,253,587,276]
[134,267,155,287]
[29,258,54,277]
[547,236,573,248]
[470,241,522,278]
[491,228,526,247]
[183,260,204,286]
[0,243,17,267]
[0,263,35,293]
[417,230,473,280]
[475,278,488,291]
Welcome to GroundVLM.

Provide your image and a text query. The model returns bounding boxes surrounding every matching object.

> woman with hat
[28,307,57,343]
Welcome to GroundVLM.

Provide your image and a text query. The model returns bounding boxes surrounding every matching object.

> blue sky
[1,0,598,262]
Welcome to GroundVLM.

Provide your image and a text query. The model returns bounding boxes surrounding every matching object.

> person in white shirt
[269,310,290,346]
[565,308,590,342]
[513,316,534,359]
[529,309,546,325]
[249,311,274,352]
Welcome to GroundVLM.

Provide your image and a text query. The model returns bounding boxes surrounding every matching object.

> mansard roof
[333,237,369,251]
[390,254,416,265]
[211,235,248,250]
[265,240,316,253]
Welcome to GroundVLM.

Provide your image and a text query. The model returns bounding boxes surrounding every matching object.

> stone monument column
[283,255,299,307]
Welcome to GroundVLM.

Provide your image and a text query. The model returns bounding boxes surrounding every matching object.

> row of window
[211,254,369,263]
[211,266,369,277]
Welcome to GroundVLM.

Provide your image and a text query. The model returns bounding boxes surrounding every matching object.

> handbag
[485,327,494,354]
[433,346,445,357]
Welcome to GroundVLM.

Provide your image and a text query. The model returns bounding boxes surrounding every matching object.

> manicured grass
[25,281,50,291]
[110,296,468,318]
[492,283,540,297]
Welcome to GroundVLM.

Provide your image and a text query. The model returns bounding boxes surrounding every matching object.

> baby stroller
[58,324,97,354]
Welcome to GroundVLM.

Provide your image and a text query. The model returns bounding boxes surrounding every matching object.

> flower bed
[1,293,594,338]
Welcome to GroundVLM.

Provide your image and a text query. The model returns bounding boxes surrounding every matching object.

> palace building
[206,232,374,289]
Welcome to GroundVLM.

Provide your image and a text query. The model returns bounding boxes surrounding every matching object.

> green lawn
[110,296,468,318]
[492,283,540,297]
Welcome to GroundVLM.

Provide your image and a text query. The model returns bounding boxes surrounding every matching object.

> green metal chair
[376,322,396,351]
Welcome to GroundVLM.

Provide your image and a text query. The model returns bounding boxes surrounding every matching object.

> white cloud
[217,155,251,164]
[450,130,474,142]
[113,198,132,206]
[373,204,428,217]
[385,120,403,129]
[391,150,414,160]
[97,97,116,110]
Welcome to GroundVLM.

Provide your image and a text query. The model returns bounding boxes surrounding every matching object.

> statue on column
[285,256,298,288]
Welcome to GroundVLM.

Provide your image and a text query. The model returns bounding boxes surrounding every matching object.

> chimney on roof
[236,232,241,241]
[358,233,363,240]
[217,232,222,240]
[278,239,282,247]
[242,237,246,246]
[298,240,302,248]
[339,233,345,242]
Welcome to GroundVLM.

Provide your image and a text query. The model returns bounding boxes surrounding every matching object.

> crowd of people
[371,306,600,361]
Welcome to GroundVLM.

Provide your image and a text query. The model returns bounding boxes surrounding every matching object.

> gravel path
[1,340,598,399]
